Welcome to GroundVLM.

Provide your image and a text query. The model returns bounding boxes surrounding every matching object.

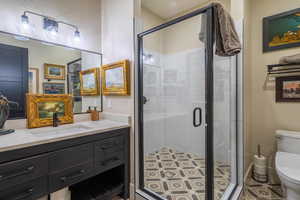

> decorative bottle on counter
[91,107,100,121]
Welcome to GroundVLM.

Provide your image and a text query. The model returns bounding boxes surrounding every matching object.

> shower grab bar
[193,107,202,127]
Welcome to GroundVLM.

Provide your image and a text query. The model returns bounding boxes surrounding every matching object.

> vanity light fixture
[21,11,80,42]
[43,17,58,35]
[21,14,29,29]
[74,30,80,42]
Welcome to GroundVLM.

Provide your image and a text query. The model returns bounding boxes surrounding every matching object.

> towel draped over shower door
[199,3,241,57]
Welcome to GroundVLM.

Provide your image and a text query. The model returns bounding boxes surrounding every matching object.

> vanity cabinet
[94,135,125,174]
[0,127,130,200]
[0,154,48,190]
[48,143,94,193]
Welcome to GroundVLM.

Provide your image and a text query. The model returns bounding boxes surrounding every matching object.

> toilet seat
[276,152,300,184]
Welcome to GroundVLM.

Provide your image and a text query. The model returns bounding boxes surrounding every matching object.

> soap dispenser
[90,107,100,121]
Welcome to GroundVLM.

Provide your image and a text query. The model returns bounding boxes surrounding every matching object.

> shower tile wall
[143,48,234,165]
[163,49,205,156]
[214,56,234,165]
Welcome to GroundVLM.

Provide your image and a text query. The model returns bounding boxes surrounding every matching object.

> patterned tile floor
[144,147,231,200]
[243,176,283,200]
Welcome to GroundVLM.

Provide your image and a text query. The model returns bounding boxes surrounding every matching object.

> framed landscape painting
[276,76,300,102]
[79,68,100,96]
[26,94,73,128]
[263,8,300,52]
[101,60,130,96]
[44,63,65,80]
[43,82,65,94]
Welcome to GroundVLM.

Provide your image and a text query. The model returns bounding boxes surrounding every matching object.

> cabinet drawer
[0,177,47,200]
[49,162,93,193]
[95,151,124,173]
[49,143,93,173]
[95,135,124,154]
[0,155,48,190]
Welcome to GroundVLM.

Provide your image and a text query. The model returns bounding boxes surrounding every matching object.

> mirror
[0,32,102,119]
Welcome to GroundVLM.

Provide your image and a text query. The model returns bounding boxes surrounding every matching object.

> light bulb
[50,28,57,36]
[22,23,29,29]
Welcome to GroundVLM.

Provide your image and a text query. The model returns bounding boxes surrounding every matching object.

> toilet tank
[276,130,300,154]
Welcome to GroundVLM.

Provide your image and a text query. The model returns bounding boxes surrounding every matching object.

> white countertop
[0,119,130,153]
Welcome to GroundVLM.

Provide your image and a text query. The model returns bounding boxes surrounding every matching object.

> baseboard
[244,162,253,182]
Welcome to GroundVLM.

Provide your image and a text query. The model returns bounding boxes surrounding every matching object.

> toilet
[276,130,300,200]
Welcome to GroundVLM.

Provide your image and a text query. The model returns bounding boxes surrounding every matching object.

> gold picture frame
[44,63,66,80]
[26,94,74,129]
[79,68,100,96]
[101,60,130,96]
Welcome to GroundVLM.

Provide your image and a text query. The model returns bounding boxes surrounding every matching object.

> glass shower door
[137,6,242,200]
[139,12,209,200]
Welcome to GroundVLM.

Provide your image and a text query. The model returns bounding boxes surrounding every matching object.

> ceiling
[141,0,208,19]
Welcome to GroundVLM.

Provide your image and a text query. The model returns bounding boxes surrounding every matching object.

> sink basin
[30,125,92,137]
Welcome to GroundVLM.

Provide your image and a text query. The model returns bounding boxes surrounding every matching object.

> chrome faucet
[53,112,61,127]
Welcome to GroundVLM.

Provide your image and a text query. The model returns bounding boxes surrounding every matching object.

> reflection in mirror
[67,59,82,114]
[0,32,102,119]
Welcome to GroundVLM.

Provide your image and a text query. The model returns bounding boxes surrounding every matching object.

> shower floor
[144,147,231,200]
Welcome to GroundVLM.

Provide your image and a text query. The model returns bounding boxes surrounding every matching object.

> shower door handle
[143,96,149,104]
[193,107,202,127]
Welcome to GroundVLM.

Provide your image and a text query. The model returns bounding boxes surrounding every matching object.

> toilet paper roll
[254,155,267,167]
[253,154,268,183]
[254,164,267,175]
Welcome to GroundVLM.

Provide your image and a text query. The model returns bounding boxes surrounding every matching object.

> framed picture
[276,76,300,102]
[79,68,100,96]
[28,68,39,94]
[263,8,300,52]
[44,63,66,80]
[43,82,65,94]
[26,94,73,128]
[101,60,130,96]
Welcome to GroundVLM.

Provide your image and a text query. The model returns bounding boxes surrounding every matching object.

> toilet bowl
[276,152,300,200]
[275,130,300,200]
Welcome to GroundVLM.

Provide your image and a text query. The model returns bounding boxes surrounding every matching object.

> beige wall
[101,0,134,115]
[0,0,101,52]
[245,0,300,168]
[163,15,204,54]
[141,7,164,53]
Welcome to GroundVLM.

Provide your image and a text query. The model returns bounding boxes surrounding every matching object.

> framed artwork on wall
[44,63,66,80]
[79,68,100,96]
[43,82,65,94]
[263,8,300,52]
[26,94,73,128]
[28,68,39,94]
[276,76,300,102]
[101,60,130,96]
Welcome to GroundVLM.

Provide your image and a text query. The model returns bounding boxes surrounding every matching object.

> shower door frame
[136,5,240,200]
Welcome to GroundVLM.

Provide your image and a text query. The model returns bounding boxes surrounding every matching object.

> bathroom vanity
[0,120,130,200]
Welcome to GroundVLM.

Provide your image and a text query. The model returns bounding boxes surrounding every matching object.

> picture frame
[263,8,300,52]
[101,60,130,96]
[26,94,73,128]
[43,82,65,94]
[79,68,100,96]
[44,63,66,80]
[28,68,39,94]
[276,76,300,102]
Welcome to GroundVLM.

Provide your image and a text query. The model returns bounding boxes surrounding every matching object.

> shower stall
[136,5,244,200]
